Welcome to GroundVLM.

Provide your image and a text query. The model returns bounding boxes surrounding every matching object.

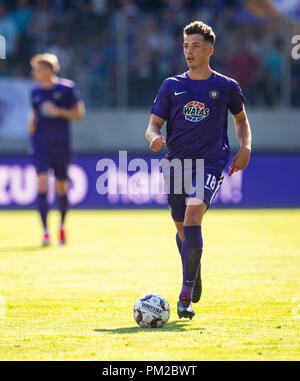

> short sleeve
[31,90,38,110]
[228,80,245,115]
[69,85,82,107]
[151,79,171,120]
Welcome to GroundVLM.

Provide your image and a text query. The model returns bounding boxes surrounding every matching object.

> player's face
[183,34,213,69]
[31,63,52,83]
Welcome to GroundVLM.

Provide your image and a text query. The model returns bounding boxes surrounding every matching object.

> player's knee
[38,184,48,194]
[38,176,48,193]
[184,202,206,226]
[38,187,48,194]
[184,214,201,226]
[184,207,201,225]
[56,181,67,196]
[56,187,67,197]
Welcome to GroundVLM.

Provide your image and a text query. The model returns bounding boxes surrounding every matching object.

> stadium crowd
[0,0,299,107]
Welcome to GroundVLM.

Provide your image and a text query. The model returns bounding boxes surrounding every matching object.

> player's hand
[150,135,166,152]
[27,123,36,134]
[228,146,251,176]
[42,101,61,118]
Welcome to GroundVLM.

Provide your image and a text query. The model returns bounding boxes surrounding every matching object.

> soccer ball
[133,294,170,328]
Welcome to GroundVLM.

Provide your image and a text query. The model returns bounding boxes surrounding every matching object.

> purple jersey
[31,78,81,154]
[151,71,245,165]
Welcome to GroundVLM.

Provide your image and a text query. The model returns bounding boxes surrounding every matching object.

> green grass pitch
[0,209,299,361]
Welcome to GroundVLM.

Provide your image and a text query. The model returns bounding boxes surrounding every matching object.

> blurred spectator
[48,34,74,77]
[81,31,115,106]
[0,0,294,108]
[0,3,18,57]
[263,37,281,83]
[129,49,156,106]
[247,29,271,57]
[260,37,281,108]
[28,0,55,51]
[227,40,261,106]
[90,0,109,15]
[12,0,33,36]
[291,59,300,107]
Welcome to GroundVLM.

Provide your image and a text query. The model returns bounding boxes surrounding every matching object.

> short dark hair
[183,21,216,46]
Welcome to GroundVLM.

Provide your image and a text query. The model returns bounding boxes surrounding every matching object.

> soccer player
[145,21,252,319]
[28,53,85,246]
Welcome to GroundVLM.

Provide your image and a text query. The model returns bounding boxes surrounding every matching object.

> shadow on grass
[0,245,47,252]
[94,320,206,334]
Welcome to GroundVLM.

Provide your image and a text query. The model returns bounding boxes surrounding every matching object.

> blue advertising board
[0,153,299,209]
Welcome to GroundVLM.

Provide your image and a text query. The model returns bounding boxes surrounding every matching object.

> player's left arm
[229,107,252,176]
[44,100,85,121]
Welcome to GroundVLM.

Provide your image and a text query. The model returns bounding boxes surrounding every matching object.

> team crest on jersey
[53,91,61,100]
[33,95,41,103]
[183,101,209,122]
[209,90,219,99]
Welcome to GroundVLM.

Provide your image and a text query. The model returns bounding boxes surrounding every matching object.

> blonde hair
[30,53,60,73]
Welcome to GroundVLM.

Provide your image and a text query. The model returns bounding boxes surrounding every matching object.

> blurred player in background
[146,21,252,319]
[28,53,85,246]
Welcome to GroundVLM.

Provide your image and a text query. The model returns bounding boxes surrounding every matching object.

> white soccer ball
[133,294,170,328]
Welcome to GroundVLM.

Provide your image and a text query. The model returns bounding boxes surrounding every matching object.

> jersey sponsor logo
[39,102,51,117]
[209,90,219,99]
[183,101,209,122]
[174,91,187,96]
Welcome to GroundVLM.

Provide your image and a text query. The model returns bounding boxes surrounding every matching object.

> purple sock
[37,193,48,231]
[58,194,68,227]
[176,233,182,253]
[179,225,203,300]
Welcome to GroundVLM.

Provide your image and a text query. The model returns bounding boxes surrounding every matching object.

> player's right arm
[146,78,171,152]
[28,110,37,134]
[145,114,166,152]
[43,100,85,120]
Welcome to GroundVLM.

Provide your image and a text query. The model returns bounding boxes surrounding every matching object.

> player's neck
[42,75,58,90]
[187,66,213,81]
